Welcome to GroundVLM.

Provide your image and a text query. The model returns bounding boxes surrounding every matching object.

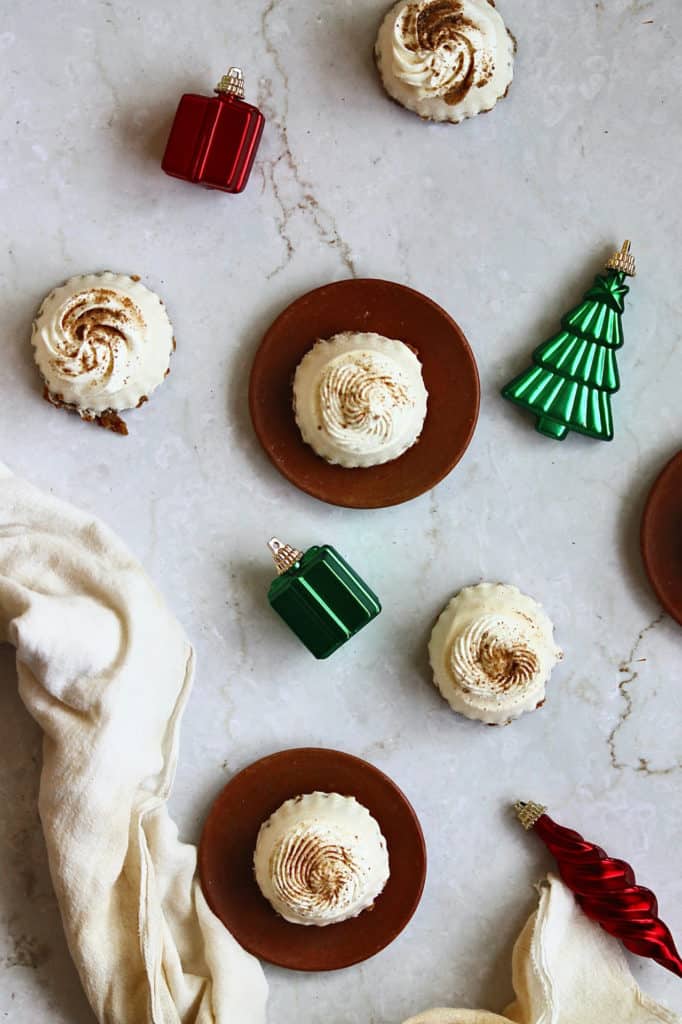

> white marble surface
[1,0,681,1021]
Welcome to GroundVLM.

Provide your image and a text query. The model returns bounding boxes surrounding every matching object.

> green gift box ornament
[266,538,381,659]
[502,240,636,441]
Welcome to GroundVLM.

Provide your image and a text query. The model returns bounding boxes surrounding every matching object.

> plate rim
[248,277,480,510]
[198,745,427,972]
[640,449,682,627]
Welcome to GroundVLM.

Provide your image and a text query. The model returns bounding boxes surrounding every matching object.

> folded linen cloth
[0,462,267,1024]
[403,874,680,1024]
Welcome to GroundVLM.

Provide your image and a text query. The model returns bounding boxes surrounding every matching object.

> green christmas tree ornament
[266,538,381,659]
[501,240,637,441]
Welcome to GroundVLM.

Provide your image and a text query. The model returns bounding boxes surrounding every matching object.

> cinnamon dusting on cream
[375,0,514,123]
[254,792,390,927]
[32,272,175,432]
[294,332,428,468]
[430,583,562,725]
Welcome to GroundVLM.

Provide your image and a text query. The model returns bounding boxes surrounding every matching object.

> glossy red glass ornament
[516,801,682,977]
[162,68,264,194]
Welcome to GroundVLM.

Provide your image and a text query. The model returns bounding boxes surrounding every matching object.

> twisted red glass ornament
[515,801,682,978]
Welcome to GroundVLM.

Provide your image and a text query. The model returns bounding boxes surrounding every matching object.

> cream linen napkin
[0,462,267,1024]
[403,874,680,1024]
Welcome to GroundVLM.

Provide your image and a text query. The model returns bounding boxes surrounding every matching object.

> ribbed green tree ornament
[502,241,636,441]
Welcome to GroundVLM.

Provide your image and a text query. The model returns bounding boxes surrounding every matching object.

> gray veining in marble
[1,0,681,1021]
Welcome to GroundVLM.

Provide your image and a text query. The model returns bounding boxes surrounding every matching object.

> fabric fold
[0,462,267,1024]
[403,875,680,1024]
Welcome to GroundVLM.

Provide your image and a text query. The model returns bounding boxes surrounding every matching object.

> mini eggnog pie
[32,272,175,434]
[375,0,515,124]
[253,792,390,926]
[429,583,563,725]
[293,332,428,468]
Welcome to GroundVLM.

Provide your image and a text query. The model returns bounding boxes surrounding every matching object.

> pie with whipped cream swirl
[253,792,390,926]
[32,272,175,434]
[429,583,563,725]
[375,0,515,123]
[293,332,428,468]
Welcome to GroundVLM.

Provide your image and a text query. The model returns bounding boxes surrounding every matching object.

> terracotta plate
[198,747,427,971]
[641,450,682,626]
[248,279,480,509]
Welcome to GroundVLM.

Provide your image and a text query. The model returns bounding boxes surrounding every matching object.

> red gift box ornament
[515,801,682,978]
[162,67,265,194]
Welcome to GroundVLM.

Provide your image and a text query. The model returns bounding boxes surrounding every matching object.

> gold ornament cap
[606,239,636,277]
[268,538,304,576]
[514,800,547,830]
[215,67,245,99]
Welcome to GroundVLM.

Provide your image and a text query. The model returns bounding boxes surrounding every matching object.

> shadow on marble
[115,99,185,170]
[0,644,96,1023]
[225,280,334,481]
[495,242,628,397]
[2,287,46,399]
[409,590,447,705]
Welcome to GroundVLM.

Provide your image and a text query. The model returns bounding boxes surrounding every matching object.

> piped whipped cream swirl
[254,792,390,926]
[429,584,562,725]
[293,332,428,468]
[375,0,514,123]
[451,614,540,696]
[32,272,174,415]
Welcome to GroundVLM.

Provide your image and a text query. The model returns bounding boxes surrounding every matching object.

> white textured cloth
[0,462,267,1024]
[403,875,680,1024]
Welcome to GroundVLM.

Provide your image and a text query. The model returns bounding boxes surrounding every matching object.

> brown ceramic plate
[641,450,682,626]
[198,747,427,971]
[248,279,479,509]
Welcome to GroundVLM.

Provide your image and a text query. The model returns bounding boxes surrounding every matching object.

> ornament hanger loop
[606,239,636,277]
[215,67,245,99]
[514,800,547,830]
[268,537,304,575]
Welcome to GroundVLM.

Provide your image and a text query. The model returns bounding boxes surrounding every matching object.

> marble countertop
[1,0,681,1021]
